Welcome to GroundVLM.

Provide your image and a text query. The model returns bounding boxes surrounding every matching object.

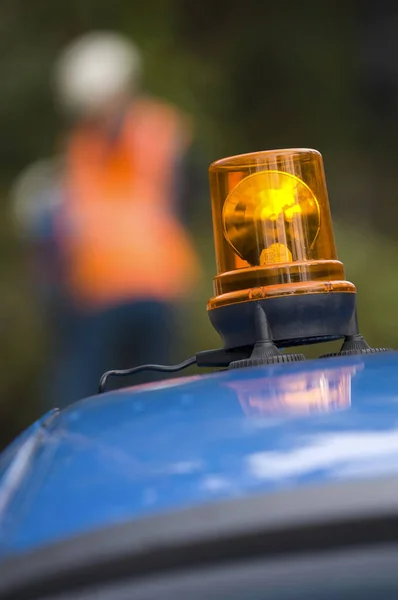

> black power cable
[98,356,197,393]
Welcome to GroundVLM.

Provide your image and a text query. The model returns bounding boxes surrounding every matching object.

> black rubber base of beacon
[196,292,392,369]
[208,292,358,350]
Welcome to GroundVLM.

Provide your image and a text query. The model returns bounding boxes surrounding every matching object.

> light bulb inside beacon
[222,170,321,267]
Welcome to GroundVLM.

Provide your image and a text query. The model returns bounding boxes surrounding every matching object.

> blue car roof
[1,351,398,558]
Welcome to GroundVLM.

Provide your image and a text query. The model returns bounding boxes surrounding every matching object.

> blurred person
[46,31,200,408]
[10,158,66,322]
[10,159,82,409]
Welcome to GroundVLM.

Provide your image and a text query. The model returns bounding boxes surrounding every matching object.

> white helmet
[54,31,142,116]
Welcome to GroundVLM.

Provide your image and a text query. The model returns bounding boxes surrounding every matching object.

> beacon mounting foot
[320,333,392,358]
[228,303,305,369]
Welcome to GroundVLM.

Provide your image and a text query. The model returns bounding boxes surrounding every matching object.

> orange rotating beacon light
[99,148,390,391]
[196,148,389,368]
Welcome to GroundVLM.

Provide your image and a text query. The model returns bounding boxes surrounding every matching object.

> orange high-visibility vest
[61,97,200,308]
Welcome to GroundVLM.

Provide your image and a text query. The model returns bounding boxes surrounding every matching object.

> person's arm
[172,143,209,228]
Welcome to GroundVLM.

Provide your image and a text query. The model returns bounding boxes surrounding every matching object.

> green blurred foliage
[1,0,398,447]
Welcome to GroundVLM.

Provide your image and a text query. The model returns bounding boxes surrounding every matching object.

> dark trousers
[45,300,174,410]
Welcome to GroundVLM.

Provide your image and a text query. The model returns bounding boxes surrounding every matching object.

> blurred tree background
[1,0,398,447]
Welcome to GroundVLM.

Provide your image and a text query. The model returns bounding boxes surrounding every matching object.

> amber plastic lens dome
[208,149,355,310]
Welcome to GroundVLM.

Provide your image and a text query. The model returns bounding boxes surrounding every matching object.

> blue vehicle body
[1,351,398,562]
